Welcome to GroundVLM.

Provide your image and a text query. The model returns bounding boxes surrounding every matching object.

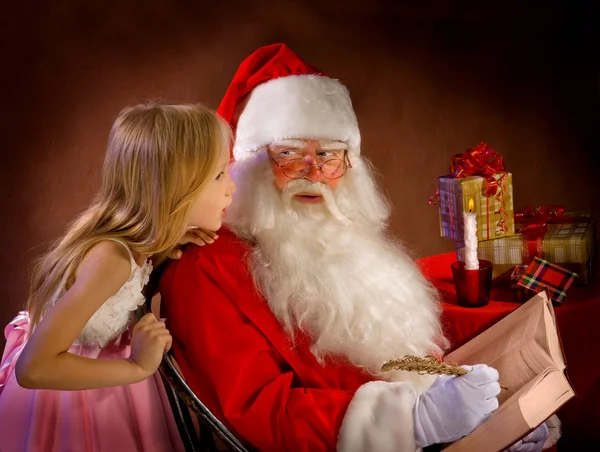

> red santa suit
[161,228,393,451]
[160,44,441,452]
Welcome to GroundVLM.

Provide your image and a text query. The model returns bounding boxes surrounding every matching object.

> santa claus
[160,44,552,451]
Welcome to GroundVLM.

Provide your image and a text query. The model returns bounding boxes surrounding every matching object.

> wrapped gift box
[457,212,595,284]
[457,235,522,279]
[433,142,515,242]
[516,257,578,305]
[438,173,516,242]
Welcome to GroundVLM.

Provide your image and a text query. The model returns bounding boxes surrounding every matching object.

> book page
[519,368,574,426]
[490,338,555,404]
[445,293,552,393]
[540,296,565,370]
[445,295,542,362]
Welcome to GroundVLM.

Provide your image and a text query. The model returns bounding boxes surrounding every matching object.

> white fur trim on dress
[233,74,361,161]
[338,381,418,452]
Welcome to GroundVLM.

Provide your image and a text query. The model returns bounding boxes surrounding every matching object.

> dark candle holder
[450,259,494,307]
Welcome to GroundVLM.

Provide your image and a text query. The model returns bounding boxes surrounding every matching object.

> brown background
[1,2,598,339]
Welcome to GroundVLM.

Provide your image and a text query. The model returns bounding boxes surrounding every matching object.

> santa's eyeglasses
[267,150,352,180]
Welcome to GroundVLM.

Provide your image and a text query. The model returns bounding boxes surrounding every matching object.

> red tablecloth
[417,252,600,451]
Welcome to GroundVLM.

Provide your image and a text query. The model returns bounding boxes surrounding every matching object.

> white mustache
[281,180,350,225]
[282,179,325,196]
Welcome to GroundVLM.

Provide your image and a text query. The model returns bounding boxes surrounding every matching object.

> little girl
[0,102,235,451]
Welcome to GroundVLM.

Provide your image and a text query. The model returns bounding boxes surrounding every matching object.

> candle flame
[468,198,474,212]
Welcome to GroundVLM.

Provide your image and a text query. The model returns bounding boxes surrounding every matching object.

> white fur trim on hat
[338,381,418,452]
[233,74,361,161]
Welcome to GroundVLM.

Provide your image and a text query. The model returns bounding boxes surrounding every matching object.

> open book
[443,291,575,452]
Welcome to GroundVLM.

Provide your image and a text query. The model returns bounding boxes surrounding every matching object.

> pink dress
[0,240,185,452]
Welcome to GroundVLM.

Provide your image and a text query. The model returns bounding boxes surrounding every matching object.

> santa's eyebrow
[271,139,306,149]
[320,141,348,151]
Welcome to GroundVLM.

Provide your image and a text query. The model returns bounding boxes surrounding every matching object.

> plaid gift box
[457,235,521,279]
[438,173,515,241]
[511,265,529,301]
[516,257,578,305]
[432,142,516,242]
[456,212,595,284]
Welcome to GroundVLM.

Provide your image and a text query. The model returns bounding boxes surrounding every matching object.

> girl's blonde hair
[26,102,231,329]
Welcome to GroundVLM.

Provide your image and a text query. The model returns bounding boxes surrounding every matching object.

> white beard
[225,152,447,384]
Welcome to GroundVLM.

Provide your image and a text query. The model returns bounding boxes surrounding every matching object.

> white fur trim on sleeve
[338,381,418,452]
[543,414,561,449]
[233,74,361,161]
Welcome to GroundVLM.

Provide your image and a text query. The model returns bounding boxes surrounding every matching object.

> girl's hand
[168,227,219,259]
[128,313,172,377]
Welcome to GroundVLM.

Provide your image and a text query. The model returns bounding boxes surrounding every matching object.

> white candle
[464,198,479,270]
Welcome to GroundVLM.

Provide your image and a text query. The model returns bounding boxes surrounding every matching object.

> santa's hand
[168,227,219,259]
[413,364,500,448]
[504,423,549,452]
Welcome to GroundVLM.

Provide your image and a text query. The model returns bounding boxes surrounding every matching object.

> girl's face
[187,146,236,231]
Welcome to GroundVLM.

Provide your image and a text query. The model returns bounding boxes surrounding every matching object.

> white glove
[504,423,549,452]
[413,364,500,448]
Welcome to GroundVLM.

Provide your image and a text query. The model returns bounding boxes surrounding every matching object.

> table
[417,252,600,451]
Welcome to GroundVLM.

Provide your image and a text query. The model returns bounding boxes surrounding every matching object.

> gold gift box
[456,220,595,284]
[437,173,515,242]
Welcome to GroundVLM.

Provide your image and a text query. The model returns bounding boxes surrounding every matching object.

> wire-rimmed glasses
[267,150,352,180]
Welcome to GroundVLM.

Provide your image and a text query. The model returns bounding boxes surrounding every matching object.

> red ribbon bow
[449,142,506,196]
[515,205,592,263]
[428,142,509,237]
[515,205,568,235]
[428,142,506,206]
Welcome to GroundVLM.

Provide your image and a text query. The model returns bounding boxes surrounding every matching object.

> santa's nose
[300,155,324,183]
[303,164,324,183]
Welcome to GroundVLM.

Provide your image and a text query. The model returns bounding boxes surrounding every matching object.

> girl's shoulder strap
[103,238,135,264]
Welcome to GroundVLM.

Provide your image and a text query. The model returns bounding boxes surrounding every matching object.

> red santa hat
[217,43,361,161]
